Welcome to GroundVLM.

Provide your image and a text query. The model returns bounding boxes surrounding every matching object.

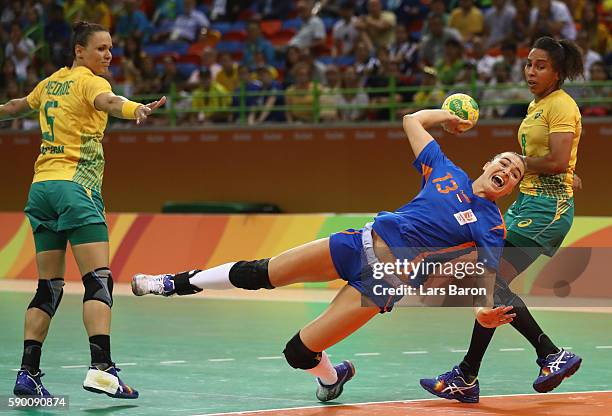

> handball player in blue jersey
[132,109,524,402]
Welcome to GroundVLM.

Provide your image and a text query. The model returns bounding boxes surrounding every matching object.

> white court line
[208,358,236,362]
[116,362,137,366]
[257,356,283,360]
[596,345,612,349]
[563,347,574,350]
[61,365,87,369]
[402,351,428,354]
[500,348,525,352]
[160,360,186,364]
[451,349,468,353]
[197,390,612,416]
[354,352,380,356]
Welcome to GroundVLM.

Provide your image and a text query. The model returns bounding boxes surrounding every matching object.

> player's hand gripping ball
[441,93,479,132]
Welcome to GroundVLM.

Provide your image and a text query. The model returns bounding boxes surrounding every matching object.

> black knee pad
[28,278,65,317]
[82,267,114,307]
[283,332,322,370]
[229,259,274,290]
[493,275,525,308]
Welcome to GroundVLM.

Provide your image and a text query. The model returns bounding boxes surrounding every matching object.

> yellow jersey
[518,89,581,199]
[27,66,113,192]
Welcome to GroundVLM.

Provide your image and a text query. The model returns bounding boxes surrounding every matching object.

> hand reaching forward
[135,96,167,125]
[475,306,515,328]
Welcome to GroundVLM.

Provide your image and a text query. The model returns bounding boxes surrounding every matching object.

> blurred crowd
[1,0,611,128]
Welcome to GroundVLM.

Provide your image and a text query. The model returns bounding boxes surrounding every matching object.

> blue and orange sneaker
[83,365,139,399]
[419,366,480,403]
[316,360,355,402]
[131,273,176,297]
[13,369,51,397]
[533,349,582,393]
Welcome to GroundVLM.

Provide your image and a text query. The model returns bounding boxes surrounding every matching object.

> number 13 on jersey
[432,173,459,194]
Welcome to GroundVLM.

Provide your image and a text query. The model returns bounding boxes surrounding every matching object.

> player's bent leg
[268,238,341,287]
[131,238,341,296]
[284,285,378,402]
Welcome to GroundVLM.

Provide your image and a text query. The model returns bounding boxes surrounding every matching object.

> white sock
[306,351,337,386]
[188,262,236,290]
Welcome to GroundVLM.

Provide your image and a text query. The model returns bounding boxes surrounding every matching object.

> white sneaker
[131,274,175,296]
[83,365,138,399]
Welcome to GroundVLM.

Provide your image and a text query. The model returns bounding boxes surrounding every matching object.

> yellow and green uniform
[24,66,113,252]
[518,89,581,199]
[27,66,112,192]
[506,89,581,256]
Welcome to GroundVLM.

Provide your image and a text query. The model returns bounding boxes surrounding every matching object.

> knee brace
[493,276,525,308]
[82,267,114,307]
[28,278,65,317]
[283,332,322,370]
[229,259,274,290]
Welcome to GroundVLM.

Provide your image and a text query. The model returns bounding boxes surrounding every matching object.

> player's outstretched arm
[94,92,167,125]
[402,109,472,158]
[0,97,31,120]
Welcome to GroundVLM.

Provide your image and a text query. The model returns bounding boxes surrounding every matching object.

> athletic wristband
[121,100,142,119]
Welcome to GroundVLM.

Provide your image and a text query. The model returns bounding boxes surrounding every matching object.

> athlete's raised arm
[402,109,472,159]
[94,93,167,125]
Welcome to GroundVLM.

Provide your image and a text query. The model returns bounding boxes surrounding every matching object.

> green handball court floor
[1,292,611,415]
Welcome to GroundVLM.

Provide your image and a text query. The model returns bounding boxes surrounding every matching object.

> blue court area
[1,290,611,415]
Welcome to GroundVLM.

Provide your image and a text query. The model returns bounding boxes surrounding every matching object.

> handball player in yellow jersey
[0,21,165,398]
[422,36,585,402]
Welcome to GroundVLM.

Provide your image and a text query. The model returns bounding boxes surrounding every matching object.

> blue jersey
[372,141,506,271]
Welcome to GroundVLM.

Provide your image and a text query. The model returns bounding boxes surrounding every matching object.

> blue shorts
[329,226,403,312]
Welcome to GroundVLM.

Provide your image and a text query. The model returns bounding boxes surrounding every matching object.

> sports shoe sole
[13,385,48,397]
[316,361,355,402]
[131,275,146,296]
[533,356,582,393]
[419,380,479,403]
[83,385,138,399]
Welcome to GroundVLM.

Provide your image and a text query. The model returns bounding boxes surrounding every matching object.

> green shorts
[504,192,574,257]
[24,180,108,252]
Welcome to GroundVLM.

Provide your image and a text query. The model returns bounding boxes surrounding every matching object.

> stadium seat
[335,55,355,67]
[211,21,232,35]
[176,63,198,78]
[230,21,246,31]
[223,30,247,41]
[177,54,201,65]
[322,17,337,31]
[261,20,281,38]
[282,18,302,31]
[215,41,243,54]
[270,28,296,46]
[143,41,189,58]
[317,56,334,65]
